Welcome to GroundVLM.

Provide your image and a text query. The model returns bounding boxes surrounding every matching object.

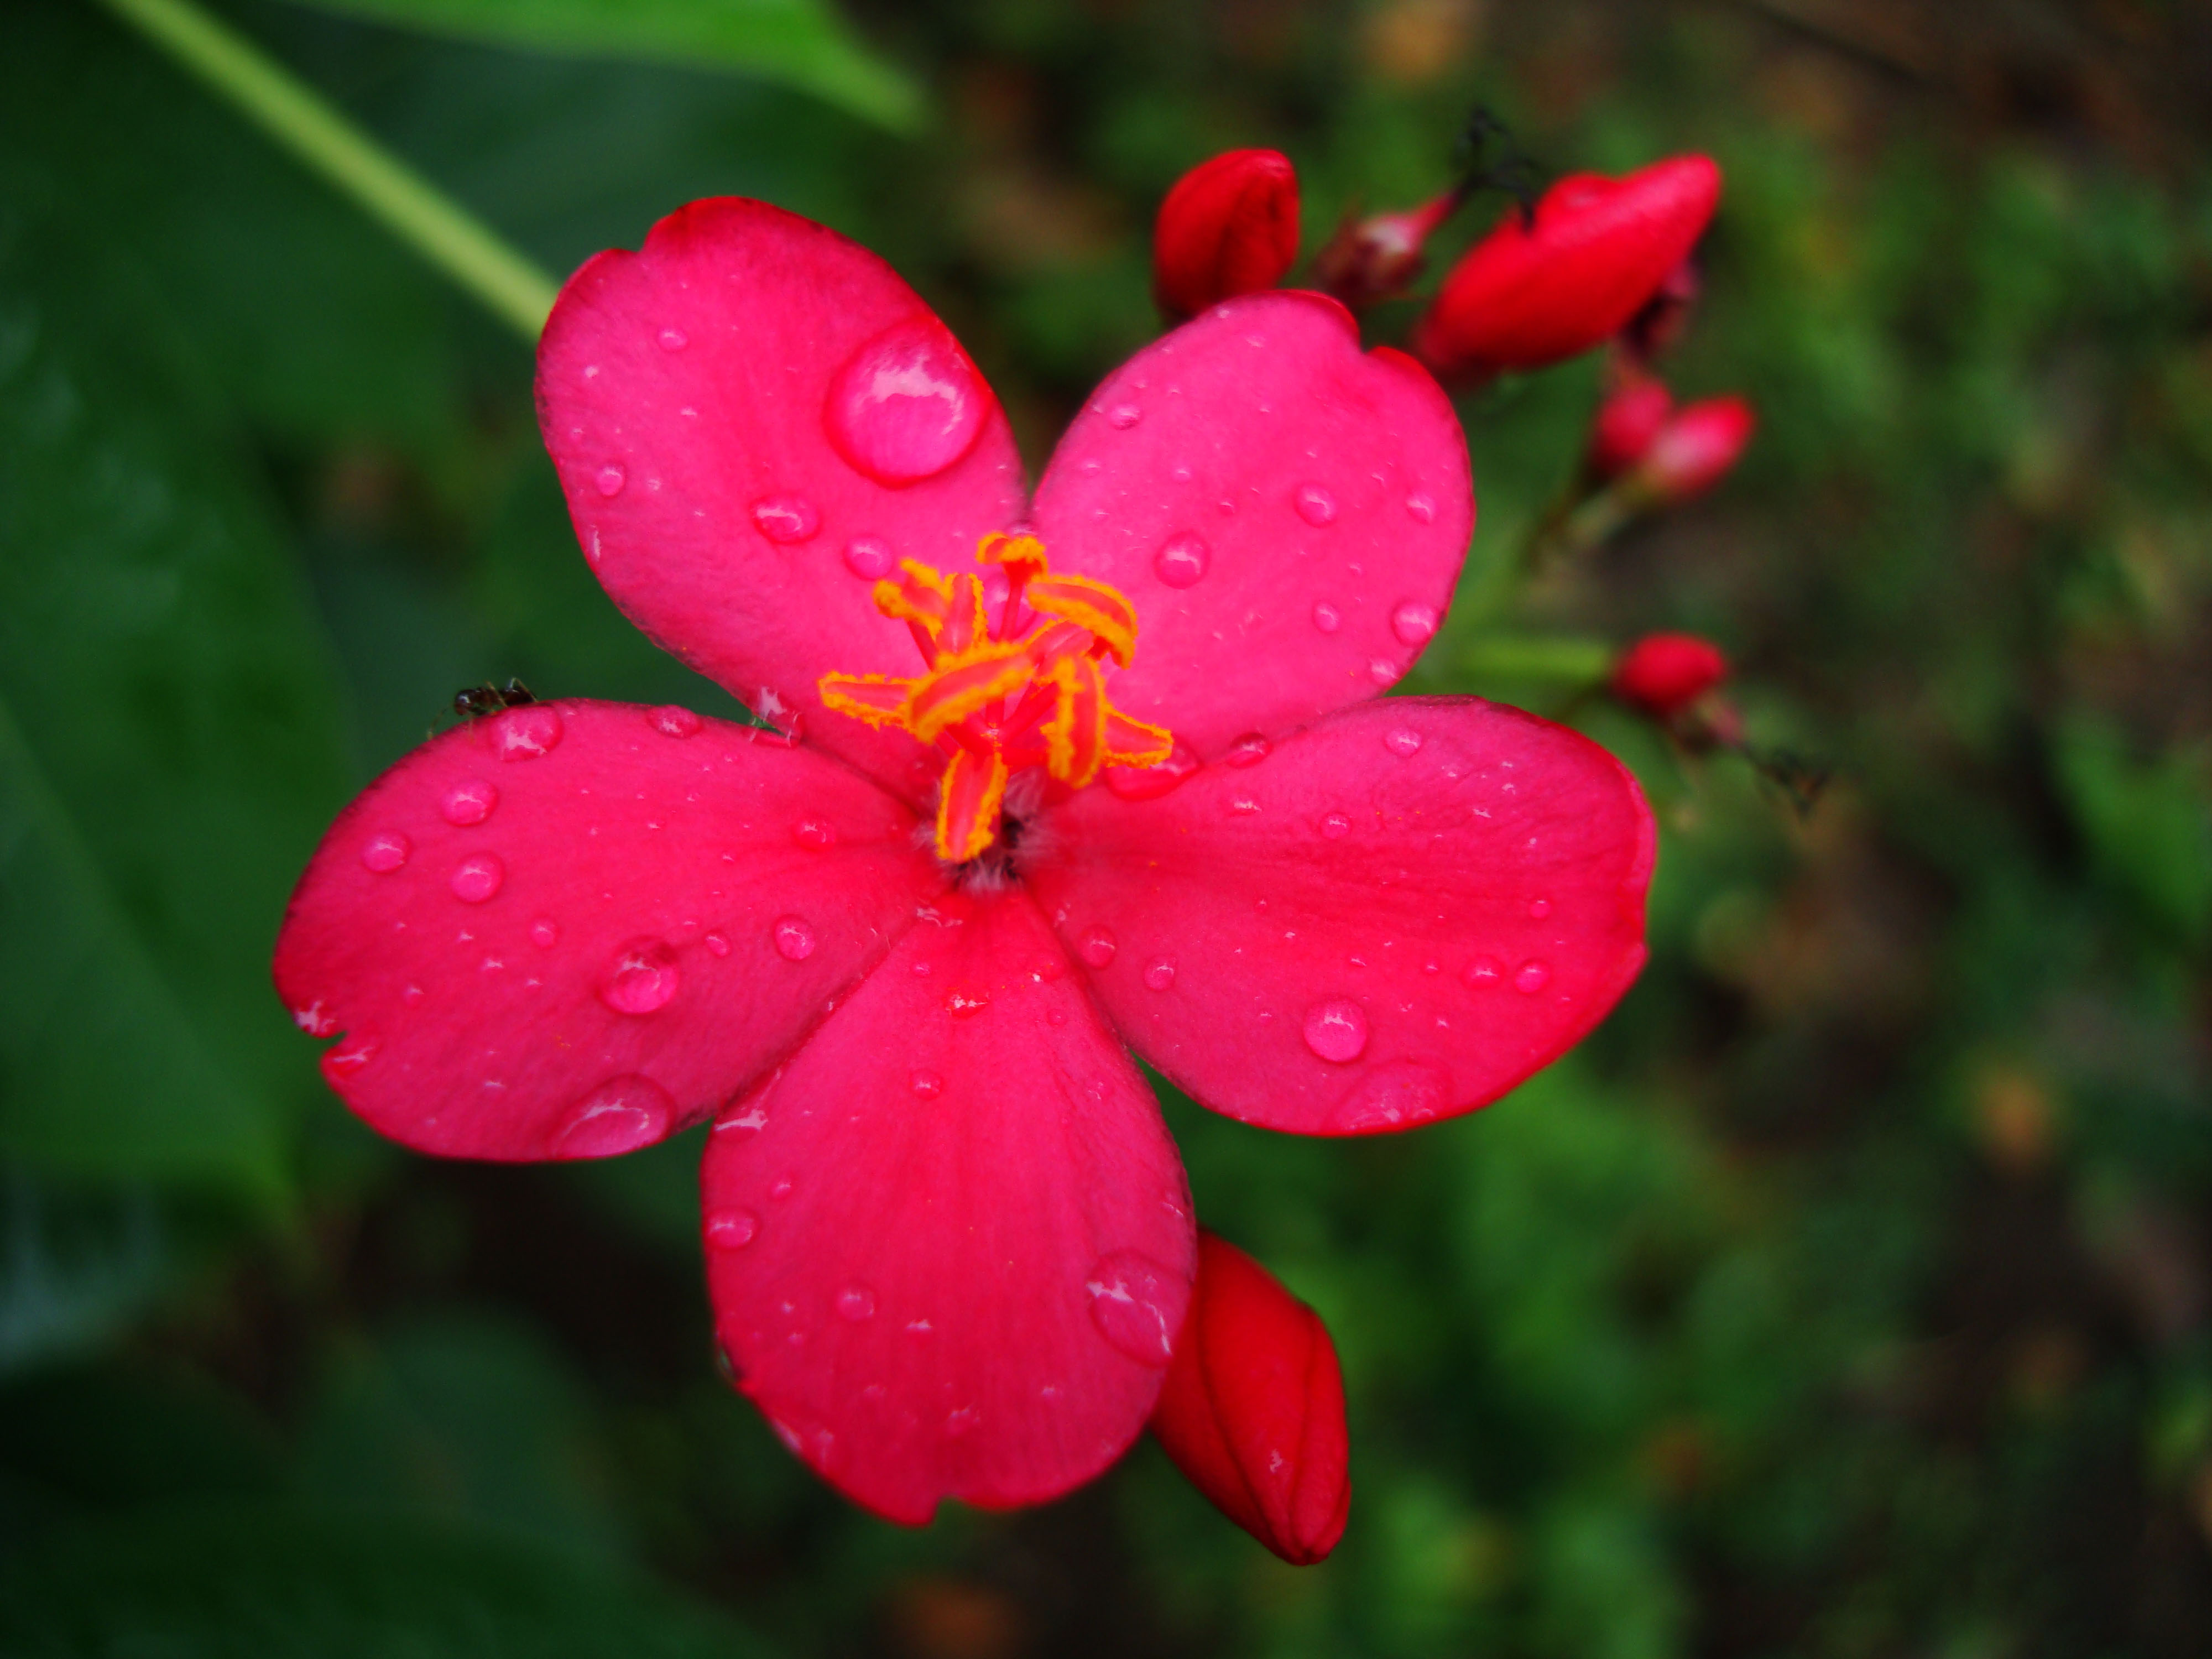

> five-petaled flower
[274,197,1655,1526]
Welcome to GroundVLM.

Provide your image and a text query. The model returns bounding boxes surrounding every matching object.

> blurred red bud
[1587,367,1675,478]
[1153,149,1301,320]
[1625,395,1756,504]
[1623,256,1703,361]
[1315,192,1458,310]
[1612,633,1730,718]
[1413,155,1720,381]
[1150,1232,1350,1565]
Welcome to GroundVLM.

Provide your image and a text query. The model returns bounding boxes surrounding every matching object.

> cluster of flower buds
[1587,363,1758,507]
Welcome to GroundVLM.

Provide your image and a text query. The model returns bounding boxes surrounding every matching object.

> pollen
[820,534,1173,861]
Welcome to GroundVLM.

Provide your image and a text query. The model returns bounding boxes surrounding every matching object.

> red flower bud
[1587,367,1674,478]
[1413,155,1720,381]
[1150,1232,1350,1564]
[1624,395,1755,504]
[1315,192,1458,310]
[1153,149,1301,320]
[1611,633,1729,718]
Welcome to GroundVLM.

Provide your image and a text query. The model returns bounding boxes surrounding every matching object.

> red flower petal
[1151,148,1301,319]
[1150,1232,1350,1564]
[273,702,942,1159]
[1032,292,1473,761]
[537,199,1027,804]
[1024,697,1653,1134]
[700,885,1196,1523]
[1611,633,1729,717]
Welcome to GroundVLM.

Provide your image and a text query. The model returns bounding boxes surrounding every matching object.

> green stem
[1460,635,1613,684]
[93,0,558,341]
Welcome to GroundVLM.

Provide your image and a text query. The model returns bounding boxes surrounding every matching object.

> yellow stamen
[936,745,1009,863]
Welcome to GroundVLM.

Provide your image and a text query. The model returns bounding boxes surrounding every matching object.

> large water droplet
[594,464,626,497]
[836,1286,877,1322]
[1085,1251,1190,1367]
[1153,532,1209,588]
[1369,658,1401,687]
[1391,602,1440,645]
[1223,733,1271,768]
[792,818,837,850]
[599,938,680,1014]
[1405,491,1437,524]
[773,916,817,962]
[1302,998,1370,1063]
[1311,601,1342,634]
[1106,403,1142,429]
[1104,738,1200,800]
[1514,961,1552,994]
[1385,727,1425,757]
[1142,958,1177,992]
[751,496,820,544]
[361,831,410,872]
[441,779,497,826]
[705,1208,758,1249]
[491,705,562,760]
[648,705,702,738]
[842,536,895,580]
[449,854,504,904]
[910,1070,944,1099]
[552,1074,673,1157]
[825,315,988,485]
[1294,484,1338,526]
[529,917,559,948]
[1078,927,1118,968]
[656,327,687,351]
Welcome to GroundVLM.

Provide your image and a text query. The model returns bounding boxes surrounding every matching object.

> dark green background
[2,1,2209,1654]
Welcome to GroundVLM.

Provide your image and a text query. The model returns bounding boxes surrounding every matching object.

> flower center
[820,534,1173,862]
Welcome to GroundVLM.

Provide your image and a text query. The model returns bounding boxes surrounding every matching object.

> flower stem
[93,0,559,342]
[1459,635,1612,685]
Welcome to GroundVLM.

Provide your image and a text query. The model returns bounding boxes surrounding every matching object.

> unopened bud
[1150,1232,1350,1564]
[1611,633,1729,719]
[1623,395,1755,505]
[1413,155,1720,382]
[1587,366,1674,479]
[1153,149,1301,320]
[1315,192,1459,310]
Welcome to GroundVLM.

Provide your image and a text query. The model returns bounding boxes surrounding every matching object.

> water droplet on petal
[704,931,730,958]
[449,854,504,903]
[1331,1061,1447,1133]
[552,1074,672,1157]
[321,1038,375,1084]
[1142,958,1176,992]
[1223,733,1271,768]
[657,327,687,351]
[836,1287,877,1322]
[649,705,702,737]
[910,1070,943,1099]
[1385,727,1424,757]
[1515,961,1552,994]
[401,984,425,1006]
[825,315,988,484]
[769,1175,795,1201]
[1406,491,1437,523]
[1321,812,1352,839]
[773,916,817,961]
[1311,601,1342,634]
[599,938,680,1014]
[594,464,626,497]
[842,536,894,580]
[529,917,559,948]
[1107,403,1141,429]
[1078,927,1118,968]
[1303,999,1370,1063]
[705,1208,758,1249]
[946,989,990,1018]
[1391,602,1440,645]
[1465,955,1503,986]
[361,831,410,872]
[1369,658,1401,687]
[1153,532,1209,588]
[750,495,819,544]
[1295,484,1338,526]
[1528,898,1552,919]
[491,705,562,760]
[792,818,836,850]
[945,1406,982,1437]
[1085,1250,1190,1366]
[1104,738,1199,800]
[440,779,497,826]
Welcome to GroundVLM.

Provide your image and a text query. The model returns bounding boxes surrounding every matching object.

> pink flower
[1150,1232,1350,1564]
[1152,149,1301,319]
[1413,156,1720,382]
[274,197,1654,1525]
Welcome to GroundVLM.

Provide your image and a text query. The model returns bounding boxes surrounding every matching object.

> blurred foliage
[2,0,2210,1655]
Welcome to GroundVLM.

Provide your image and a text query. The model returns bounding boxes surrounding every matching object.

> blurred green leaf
[0,1173,166,1373]
[288,0,923,132]
[2053,719,2212,950]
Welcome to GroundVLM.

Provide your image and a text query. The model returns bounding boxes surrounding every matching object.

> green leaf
[0,1500,782,1658]
[2053,719,2212,950]
[288,0,925,132]
[0,1172,168,1374]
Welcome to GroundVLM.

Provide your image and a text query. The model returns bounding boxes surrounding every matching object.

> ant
[452,678,536,720]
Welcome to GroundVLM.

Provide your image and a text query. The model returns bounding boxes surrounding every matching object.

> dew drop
[594,464,626,497]
[449,854,504,903]
[772,916,817,962]
[1385,727,1425,757]
[1465,955,1503,986]
[704,931,731,958]
[1311,601,1342,634]
[293,1000,338,1037]
[1106,403,1142,429]
[648,705,702,738]
[945,989,990,1018]
[490,705,562,760]
[836,1287,878,1322]
[440,779,498,826]
[910,1070,944,1099]
[1406,491,1437,524]
[1294,484,1338,526]
[842,536,895,580]
[599,938,680,1014]
[1152,531,1209,588]
[1078,927,1118,968]
[1528,898,1552,919]
[552,1074,673,1158]
[1104,738,1199,800]
[1321,812,1352,839]
[529,918,559,948]
[769,1175,795,1201]
[1141,958,1177,992]
[361,831,410,872]
[401,984,425,1007]
[945,1406,981,1437]
[1515,961,1552,994]
[1302,998,1370,1063]
[750,495,820,544]
[705,1208,758,1250]
[1084,1251,1190,1366]
[792,818,836,849]
[321,1039,375,1083]
[1331,1061,1447,1133]
[1391,602,1440,645]
[656,327,687,351]
[1369,658,1401,687]
[1223,733,1271,768]
[825,315,987,485]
